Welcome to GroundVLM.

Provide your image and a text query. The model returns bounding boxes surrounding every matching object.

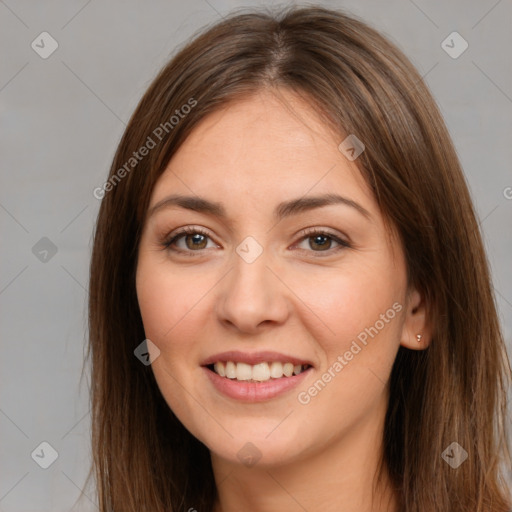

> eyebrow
[148,193,371,222]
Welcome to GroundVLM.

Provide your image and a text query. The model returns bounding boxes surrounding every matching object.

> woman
[85,5,512,511]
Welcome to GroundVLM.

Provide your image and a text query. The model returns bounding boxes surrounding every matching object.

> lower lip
[203,366,313,402]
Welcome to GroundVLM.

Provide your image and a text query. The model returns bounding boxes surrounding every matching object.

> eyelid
[161,225,351,256]
[162,225,217,250]
[297,226,350,243]
[292,226,351,255]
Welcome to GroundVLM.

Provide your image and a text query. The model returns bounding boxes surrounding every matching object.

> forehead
[150,88,374,214]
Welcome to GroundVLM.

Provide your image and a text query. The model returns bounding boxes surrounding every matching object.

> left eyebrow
[147,192,372,221]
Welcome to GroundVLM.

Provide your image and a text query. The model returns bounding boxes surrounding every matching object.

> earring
[416,334,422,343]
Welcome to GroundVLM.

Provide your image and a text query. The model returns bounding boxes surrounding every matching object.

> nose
[216,246,290,334]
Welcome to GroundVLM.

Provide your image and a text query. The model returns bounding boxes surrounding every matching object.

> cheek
[293,270,404,416]
[135,256,219,368]
[135,259,207,423]
[136,268,172,342]
[295,260,405,357]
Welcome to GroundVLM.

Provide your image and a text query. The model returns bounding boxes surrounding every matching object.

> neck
[210,396,399,512]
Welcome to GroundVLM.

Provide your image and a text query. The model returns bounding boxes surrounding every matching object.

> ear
[399,287,432,350]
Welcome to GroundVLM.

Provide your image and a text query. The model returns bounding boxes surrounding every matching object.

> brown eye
[183,232,208,250]
[163,227,216,254]
[294,228,351,256]
[308,234,333,251]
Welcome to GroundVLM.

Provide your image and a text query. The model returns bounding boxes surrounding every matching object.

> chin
[196,420,318,469]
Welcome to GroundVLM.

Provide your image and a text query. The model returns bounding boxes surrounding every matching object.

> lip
[203,365,313,402]
[200,350,314,367]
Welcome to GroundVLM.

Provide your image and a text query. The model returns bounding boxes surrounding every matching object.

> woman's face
[136,88,422,468]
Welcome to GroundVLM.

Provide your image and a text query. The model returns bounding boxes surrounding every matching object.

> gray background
[1,0,511,510]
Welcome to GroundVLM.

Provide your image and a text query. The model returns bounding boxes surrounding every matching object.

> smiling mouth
[206,361,312,382]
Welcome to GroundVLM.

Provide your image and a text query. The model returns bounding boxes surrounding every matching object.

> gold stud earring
[416,334,422,343]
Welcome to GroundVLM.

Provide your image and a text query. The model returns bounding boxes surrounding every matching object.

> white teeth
[269,361,283,378]
[211,361,309,381]
[225,361,237,379]
[236,362,252,381]
[283,363,294,377]
[214,361,226,377]
[252,362,270,381]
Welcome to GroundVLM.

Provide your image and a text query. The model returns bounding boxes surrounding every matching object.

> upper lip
[201,350,314,367]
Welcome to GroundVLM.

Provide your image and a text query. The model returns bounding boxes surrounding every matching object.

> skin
[136,88,431,511]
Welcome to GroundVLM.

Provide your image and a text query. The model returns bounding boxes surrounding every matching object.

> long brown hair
[84,5,512,511]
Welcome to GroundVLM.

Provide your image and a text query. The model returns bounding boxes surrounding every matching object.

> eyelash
[161,226,351,257]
